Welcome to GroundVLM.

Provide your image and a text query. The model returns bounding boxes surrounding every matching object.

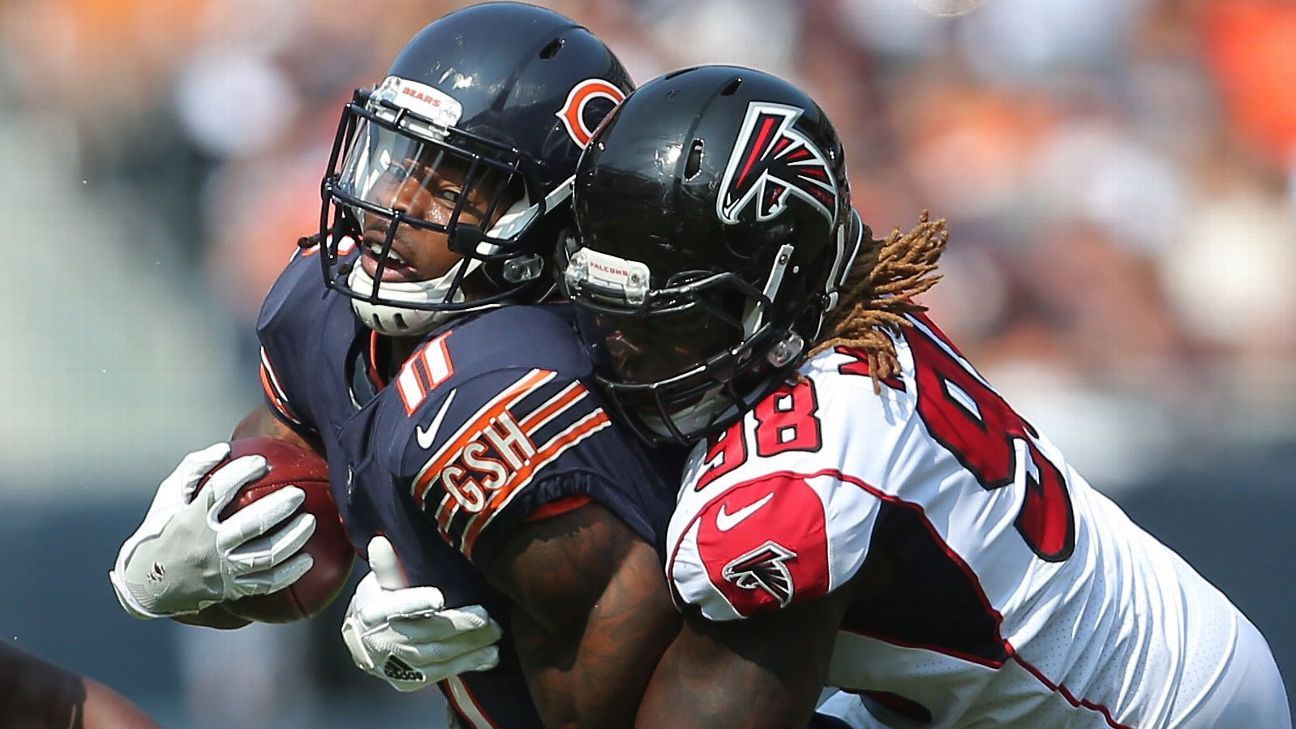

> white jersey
[666,315,1250,729]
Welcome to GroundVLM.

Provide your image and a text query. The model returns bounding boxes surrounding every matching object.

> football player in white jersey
[559,65,1291,729]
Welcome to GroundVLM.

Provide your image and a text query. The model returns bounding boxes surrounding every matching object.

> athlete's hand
[109,442,317,619]
[341,536,501,692]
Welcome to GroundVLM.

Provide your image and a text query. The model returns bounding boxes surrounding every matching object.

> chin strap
[636,385,737,443]
[347,258,484,337]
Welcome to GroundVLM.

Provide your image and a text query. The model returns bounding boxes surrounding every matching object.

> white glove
[342,536,501,692]
[109,442,317,619]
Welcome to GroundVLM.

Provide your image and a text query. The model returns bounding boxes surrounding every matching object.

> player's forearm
[635,595,850,729]
[0,643,161,729]
[635,630,817,728]
[536,544,678,727]
[490,503,680,728]
[233,403,320,453]
[81,677,162,729]
[170,604,251,630]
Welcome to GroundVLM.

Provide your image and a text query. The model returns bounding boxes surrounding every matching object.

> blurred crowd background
[1,0,1292,727]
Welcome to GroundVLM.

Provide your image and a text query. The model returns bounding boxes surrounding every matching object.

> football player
[108,6,859,728]
[558,65,1293,728]
[0,643,160,729]
[109,4,652,726]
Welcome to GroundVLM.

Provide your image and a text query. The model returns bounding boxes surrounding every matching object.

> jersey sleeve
[389,344,675,571]
[666,417,883,622]
[254,250,324,435]
[258,345,310,431]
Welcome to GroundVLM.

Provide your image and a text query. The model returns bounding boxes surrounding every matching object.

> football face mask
[319,84,547,334]
[561,242,802,445]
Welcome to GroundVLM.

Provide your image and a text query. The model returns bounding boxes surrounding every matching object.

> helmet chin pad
[634,385,736,440]
[347,262,475,337]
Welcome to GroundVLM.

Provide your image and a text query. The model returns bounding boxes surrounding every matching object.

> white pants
[1173,614,1290,729]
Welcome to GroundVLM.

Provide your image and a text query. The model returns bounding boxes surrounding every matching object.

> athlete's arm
[487,502,680,729]
[635,588,857,729]
[0,642,161,729]
[231,402,323,452]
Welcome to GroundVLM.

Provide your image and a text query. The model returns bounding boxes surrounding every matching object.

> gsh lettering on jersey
[438,408,536,514]
[411,367,612,557]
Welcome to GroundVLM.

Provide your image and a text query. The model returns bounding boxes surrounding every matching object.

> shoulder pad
[256,246,329,337]
[254,249,336,433]
[396,363,611,560]
[668,470,880,621]
[380,304,679,566]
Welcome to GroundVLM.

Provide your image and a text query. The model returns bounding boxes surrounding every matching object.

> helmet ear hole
[539,38,564,59]
[685,139,704,179]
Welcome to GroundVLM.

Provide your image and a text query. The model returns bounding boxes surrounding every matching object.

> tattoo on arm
[488,503,680,729]
[636,583,859,729]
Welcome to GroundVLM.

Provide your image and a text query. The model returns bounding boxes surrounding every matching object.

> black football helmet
[317,2,632,336]
[559,65,864,445]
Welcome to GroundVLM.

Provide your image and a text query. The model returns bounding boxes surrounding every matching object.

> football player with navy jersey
[560,65,1291,728]
[108,5,669,727]
[109,6,864,728]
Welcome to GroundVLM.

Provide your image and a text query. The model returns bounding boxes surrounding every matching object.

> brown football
[200,437,354,623]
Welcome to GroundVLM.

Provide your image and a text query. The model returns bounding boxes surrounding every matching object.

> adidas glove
[341,536,501,692]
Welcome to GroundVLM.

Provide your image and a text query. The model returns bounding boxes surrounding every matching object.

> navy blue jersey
[256,249,680,728]
[375,306,679,568]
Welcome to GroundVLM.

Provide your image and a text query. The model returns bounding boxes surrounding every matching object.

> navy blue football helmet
[317,2,633,336]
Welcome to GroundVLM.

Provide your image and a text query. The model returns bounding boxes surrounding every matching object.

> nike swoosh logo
[715,492,774,532]
[416,389,457,450]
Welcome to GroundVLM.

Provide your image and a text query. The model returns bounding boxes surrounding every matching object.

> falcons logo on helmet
[721,540,797,607]
[716,102,838,226]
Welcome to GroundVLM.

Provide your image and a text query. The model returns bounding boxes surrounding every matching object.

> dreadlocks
[808,210,949,393]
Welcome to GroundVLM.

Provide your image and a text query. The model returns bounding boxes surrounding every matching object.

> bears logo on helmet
[557,79,627,148]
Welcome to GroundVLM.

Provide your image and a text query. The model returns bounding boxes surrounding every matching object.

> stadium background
[0,0,1292,726]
